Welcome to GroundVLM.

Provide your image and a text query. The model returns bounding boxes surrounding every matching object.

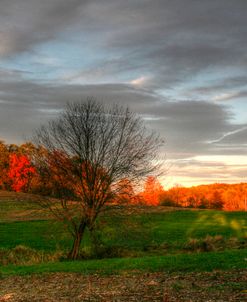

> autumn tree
[167,184,185,206]
[33,99,163,259]
[210,190,224,210]
[141,176,164,205]
[8,153,36,192]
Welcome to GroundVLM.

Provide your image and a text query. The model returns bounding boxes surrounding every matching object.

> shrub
[184,238,201,252]
[184,235,247,253]
[184,235,225,252]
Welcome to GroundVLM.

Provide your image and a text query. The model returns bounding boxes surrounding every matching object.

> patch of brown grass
[184,235,247,252]
[0,245,64,266]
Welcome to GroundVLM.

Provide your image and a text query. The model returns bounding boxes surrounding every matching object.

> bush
[184,235,247,253]
[184,235,225,252]
[184,238,201,252]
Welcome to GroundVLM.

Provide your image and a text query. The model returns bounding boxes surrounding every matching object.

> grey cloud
[0,0,89,56]
[92,0,247,89]
[0,79,245,158]
[1,1,247,77]
[0,0,246,104]
[0,80,160,142]
[85,1,247,95]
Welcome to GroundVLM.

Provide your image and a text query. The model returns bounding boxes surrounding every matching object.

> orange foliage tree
[161,183,247,211]
[140,176,164,205]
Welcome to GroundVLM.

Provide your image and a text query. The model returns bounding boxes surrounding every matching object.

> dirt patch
[0,269,246,301]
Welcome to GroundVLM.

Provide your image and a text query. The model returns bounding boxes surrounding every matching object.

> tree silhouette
[33,99,163,259]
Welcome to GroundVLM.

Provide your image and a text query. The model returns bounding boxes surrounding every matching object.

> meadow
[0,191,246,269]
[0,191,246,301]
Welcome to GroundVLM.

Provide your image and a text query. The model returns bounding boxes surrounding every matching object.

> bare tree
[33,98,163,259]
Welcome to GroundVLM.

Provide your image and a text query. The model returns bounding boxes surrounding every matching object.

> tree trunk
[68,222,86,260]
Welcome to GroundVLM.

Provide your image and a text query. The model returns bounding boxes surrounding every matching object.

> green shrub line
[0,250,246,277]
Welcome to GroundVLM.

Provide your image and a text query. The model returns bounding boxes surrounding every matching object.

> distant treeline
[158,182,247,211]
[135,177,246,211]
[0,141,246,211]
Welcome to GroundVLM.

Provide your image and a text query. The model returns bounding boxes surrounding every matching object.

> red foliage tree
[8,153,36,192]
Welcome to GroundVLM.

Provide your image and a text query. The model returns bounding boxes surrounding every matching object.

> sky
[0,0,246,188]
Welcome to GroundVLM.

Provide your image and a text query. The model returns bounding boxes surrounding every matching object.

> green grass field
[0,191,246,276]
